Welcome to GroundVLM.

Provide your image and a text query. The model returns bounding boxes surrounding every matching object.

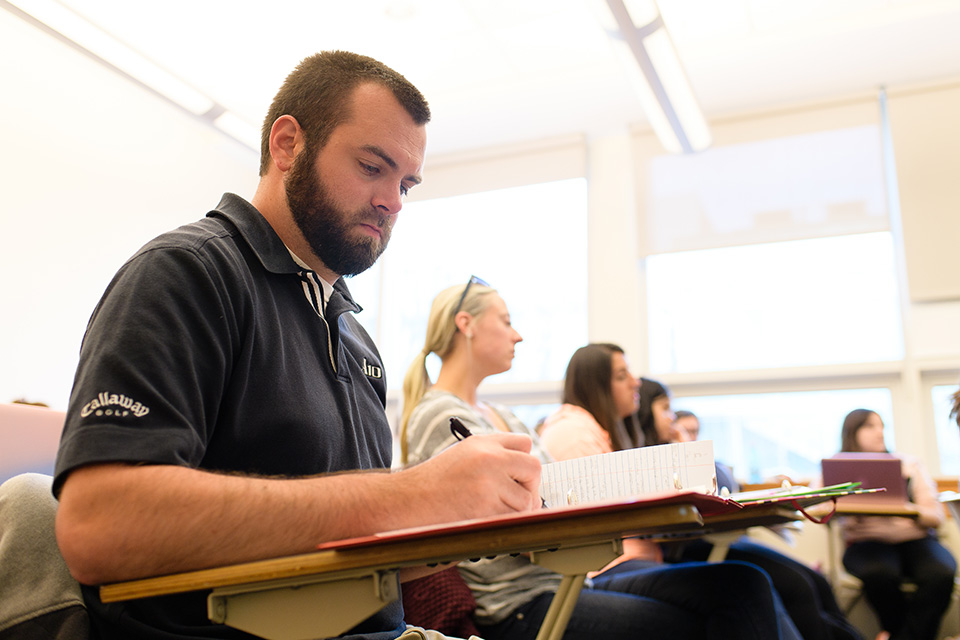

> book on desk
[317,441,879,554]
[536,439,871,516]
[539,440,717,508]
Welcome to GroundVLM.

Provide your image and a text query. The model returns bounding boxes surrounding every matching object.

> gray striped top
[404,389,561,624]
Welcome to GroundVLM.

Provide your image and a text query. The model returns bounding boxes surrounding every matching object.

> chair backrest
[0,404,65,484]
[0,473,90,639]
[939,493,960,558]
[943,494,960,522]
[400,566,479,638]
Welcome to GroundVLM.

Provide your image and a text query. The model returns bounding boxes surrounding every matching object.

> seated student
[837,409,957,640]
[632,377,680,447]
[669,409,737,494]
[536,342,662,566]
[50,51,540,640]
[952,386,960,429]
[672,409,700,442]
[540,349,861,640]
[400,281,804,640]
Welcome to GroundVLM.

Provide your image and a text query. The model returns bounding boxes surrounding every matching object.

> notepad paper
[540,440,717,508]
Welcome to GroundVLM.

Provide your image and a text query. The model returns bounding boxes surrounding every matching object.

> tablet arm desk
[99,500,707,640]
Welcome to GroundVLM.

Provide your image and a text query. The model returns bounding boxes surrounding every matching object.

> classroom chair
[0,473,90,639]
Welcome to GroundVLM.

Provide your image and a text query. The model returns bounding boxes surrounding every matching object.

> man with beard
[47,51,542,640]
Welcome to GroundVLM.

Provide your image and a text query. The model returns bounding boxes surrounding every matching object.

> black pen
[449,416,548,508]
[450,416,473,441]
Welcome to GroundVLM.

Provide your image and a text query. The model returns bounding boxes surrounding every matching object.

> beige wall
[0,12,258,408]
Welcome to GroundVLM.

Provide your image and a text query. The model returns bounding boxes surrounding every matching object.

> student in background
[544,352,860,640]
[537,343,641,460]
[400,285,804,640]
[537,343,662,566]
[673,409,700,442]
[951,387,960,429]
[838,409,956,640]
[635,377,682,446]
[668,409,739,494]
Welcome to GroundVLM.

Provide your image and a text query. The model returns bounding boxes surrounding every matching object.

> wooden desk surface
[100,491,822,605]
[101,496,712,603]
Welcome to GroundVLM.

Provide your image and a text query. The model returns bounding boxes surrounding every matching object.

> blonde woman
[399,279,802,640]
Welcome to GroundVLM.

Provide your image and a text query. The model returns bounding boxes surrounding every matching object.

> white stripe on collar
[287,248,335,304]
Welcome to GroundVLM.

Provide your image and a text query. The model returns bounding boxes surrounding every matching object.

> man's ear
[267,115,303,174]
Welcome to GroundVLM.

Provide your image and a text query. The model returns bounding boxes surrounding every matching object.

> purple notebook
[821,453,907,506]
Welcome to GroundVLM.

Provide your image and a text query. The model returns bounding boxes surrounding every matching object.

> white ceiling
[16,0,960,155]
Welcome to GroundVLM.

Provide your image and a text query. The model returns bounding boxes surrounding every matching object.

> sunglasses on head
[453,275,490,316]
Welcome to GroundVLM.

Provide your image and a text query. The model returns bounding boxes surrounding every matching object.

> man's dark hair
[259,50,431,176]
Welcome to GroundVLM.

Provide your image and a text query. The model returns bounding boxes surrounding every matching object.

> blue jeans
[670,537,862,640]
[477,560,802,640]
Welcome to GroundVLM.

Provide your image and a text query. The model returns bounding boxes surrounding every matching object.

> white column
[586,132,646,368]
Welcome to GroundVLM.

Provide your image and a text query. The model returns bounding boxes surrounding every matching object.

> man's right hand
[407,432,542,523]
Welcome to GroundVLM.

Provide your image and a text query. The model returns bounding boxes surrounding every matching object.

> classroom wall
[0,12,258,409]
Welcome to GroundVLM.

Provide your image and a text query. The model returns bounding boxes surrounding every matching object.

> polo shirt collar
[208,193,300,274]
[206,192,362,313]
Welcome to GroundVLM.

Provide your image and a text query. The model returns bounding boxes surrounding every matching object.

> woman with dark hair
[538,343,640,460]
[635,377,688,447]
[543,356,863,640]
[539,344,661,565]
[838,409,956,640]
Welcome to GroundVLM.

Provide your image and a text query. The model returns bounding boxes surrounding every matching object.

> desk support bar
[207,569,399,640]
[536,575,586,640]
[529,539,623,640]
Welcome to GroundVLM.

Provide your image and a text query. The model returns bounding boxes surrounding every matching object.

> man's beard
[285,149,392,278]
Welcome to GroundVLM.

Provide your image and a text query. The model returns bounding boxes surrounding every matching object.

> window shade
[886,81,960,303]
[634,98,886,256]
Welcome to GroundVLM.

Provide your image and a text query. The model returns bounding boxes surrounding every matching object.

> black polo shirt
[55,193,402,640]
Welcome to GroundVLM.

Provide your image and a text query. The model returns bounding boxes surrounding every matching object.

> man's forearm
[55,433,540,585]
[56,463,421,584]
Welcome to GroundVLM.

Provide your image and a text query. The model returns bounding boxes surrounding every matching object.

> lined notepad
[540,440,716,507]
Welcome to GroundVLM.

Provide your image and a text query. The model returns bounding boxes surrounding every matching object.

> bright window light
[675,388,894,483]
[647,232,904,373]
